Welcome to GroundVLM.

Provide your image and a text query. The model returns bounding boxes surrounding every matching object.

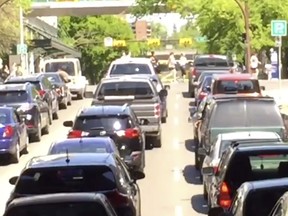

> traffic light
[113,40,126,47]
[179,38,192,47]
[147,39,161,47]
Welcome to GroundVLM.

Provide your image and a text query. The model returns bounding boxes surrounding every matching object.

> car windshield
[45,62,75,76]
[244,188,288,216]
[110,63,151,75]
[15,166,116,194]
[210,100,283,127]
[74,116,131,131]
[49,141,112,154]
[215,80,260,93]
[6,81,41,91]
[0,91,27,103]
[45,74,62,83]
[98,81,153,96]
[5,202,109,216]
[194,57,229,67]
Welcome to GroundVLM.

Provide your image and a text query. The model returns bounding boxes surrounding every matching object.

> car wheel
[11,141,20,163]
[42,114,50,135]
[77,90,84,99]
[161,117,167,123]
[153,135,162,148]
[67,97,72,106]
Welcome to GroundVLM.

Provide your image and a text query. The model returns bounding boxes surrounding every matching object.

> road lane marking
[175,205,183,216]
[173,167,182,182]
[174,117,179,126]
[173,137,179,149]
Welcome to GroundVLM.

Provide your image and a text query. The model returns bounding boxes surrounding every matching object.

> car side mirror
[198,148,207,156]
[130,170,145,181]
[9,176,18,185]
[164,85,170,90]
[63,120,73,127]
[202,167,214,176]
[204,86,211,92]
[159,89,168,97]
[139,118,149,125]
[260,86,265,91]
[208,207,226,216]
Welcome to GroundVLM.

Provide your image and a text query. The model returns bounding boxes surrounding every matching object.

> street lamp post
[234,0,251,73]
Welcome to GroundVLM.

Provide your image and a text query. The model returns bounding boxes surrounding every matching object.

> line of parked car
[188,54,288,216]
[3,57,169,216]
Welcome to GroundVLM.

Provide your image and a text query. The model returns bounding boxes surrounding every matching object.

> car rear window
[110,63,151,75]
[15,166,116,194]
[245,187,288,216]
[6,80,41,91]
[210,101,283,127]
[74,115,131,131]
[214,80,260,94]
[0,91,28,103]
[5,202,109,216]
[49,141,111,154]
[45,74,62,83]
[194,57,229,67]
[98,81,153,96]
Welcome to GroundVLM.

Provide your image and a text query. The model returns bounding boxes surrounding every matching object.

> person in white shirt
[168,52,177,82]
[179,53,187,78]
[250,53,260,78]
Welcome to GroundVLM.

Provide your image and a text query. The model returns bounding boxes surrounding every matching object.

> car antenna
[65,148,70,164]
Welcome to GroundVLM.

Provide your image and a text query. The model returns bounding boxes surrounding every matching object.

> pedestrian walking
[168,52,177,82]
[150,51,160,73]
[179,53,187,78]
[250,52,261,79]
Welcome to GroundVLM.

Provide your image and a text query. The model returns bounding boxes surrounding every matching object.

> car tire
[59,102,67,110]
[161,117,167,123]
[67,97,72,106]
[11,141,20,163]
[203,184,208,200]
[153,135,162,148]
[42,114,50,135]
[77,90,84,100]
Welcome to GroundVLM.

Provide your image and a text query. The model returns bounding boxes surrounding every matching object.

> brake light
[67,130,89,138]
[154,103,160,118]
[107,190,129,207]
[3,125,14,138]
[125,128,139,138]
[218,182,232,208]
[39,90,46,97]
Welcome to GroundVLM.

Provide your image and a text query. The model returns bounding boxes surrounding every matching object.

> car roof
[221,131,280,140]
[242,178,288,191]
[232,143,288,152]
[0,83,28,91]
[210,94,274,101]
[78,105,130,116]
[6,74,41,82]
[112,57,151,64]
[213,74,255,80]
[42,72,60,76]
[101,76,152,83]
[26,153,117,169]
[6,193,107,208]
[195,54,228,60]
[52,137,112,146]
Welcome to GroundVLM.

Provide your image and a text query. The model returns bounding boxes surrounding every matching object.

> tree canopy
[151,22,168,39]
[58,16,147,84]
[133,0,288,59]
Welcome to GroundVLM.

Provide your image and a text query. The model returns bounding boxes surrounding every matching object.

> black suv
[0,83,50,142]
[63,105,149,172]
[203,142,288,213]
[5,74,59,123]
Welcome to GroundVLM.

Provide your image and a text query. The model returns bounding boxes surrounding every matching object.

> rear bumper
[0,139,16,155]
[141,124,160,136]
[68,84,86,94]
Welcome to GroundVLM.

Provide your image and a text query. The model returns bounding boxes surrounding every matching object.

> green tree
[151,22,168,39]
[58,16,145,83]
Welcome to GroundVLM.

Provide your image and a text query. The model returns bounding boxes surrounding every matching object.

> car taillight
[67,130,89,138]
[3,125,14,138]
[125,128,139,138]
[154,103,160,118]
[39,90,46,97]
[107,190,129,207]
[218,182,232,208]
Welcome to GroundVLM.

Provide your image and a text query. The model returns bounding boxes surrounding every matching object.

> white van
[43,58,88,99]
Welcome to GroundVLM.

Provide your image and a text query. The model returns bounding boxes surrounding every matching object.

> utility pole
[234,0,251,73]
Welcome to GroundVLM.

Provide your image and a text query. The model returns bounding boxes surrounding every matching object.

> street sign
[17,44,27,55]
[179,38,192,47]
[271,20,287,36]
[113,40,126,47]
[196,36,208,42]
[104,37,113,47]
[147,39,160,47]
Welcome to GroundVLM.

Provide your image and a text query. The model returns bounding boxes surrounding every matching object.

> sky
[126,13,188,36]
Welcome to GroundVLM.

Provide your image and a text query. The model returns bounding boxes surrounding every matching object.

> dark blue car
[0,107,28,163]
[47,137,119,155]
